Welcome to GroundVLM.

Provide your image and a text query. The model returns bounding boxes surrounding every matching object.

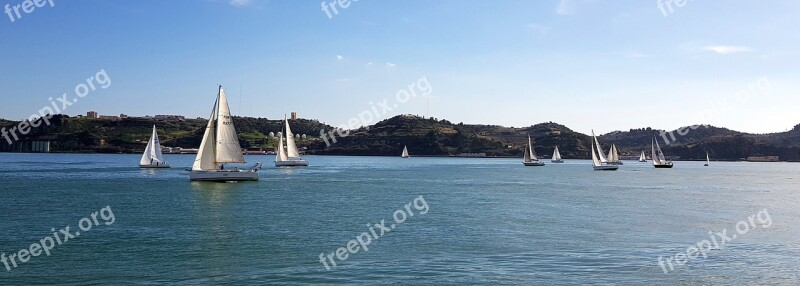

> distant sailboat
[592,130,618,171]
[523,135,545,166]
[189,86,261,181]
[639,151,647,162]
[551,146,564,163]
[606,144,623,165]
[651,137,674,168]
[401,145,410,158]
[139,125,170,168]
[275,115,309,167]
[704,152,710,166]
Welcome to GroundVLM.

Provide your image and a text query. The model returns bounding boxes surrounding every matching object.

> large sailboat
[523,135,545,166]
[651,137,674,168]
[639,151,647,162]
[401,145,410,158]
[606,144,623,165]
[591,130,618,171]
[551,146,564,163]
[189,86,261,181]
[139,125,170,168]
[275,115,309,167]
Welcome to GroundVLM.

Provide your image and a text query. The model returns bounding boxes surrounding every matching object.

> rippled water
[1,153,799,285]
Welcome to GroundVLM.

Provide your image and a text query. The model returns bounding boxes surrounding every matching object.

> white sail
[639,151,647,162]
[523,144,532,163]
[192,96,220,171]
[706,152,710,164]
[140,125,165,165]
[215,87,245,164]
[651,138,662,165]
[401,145,409,158]
[552,146,562,161]
[276,136,288,162]
[284,116,301,159]
[591,134,601,167]
[606,144,620,163]
[655,138,666,163]
[592,131,608,163]
[528,136,539,161]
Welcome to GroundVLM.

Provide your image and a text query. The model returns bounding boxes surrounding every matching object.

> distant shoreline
[2,152,797,162]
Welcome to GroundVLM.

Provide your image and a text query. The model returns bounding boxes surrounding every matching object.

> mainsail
[651,138,667,165]
[528,136,539,161]
[276,136,288,162]
[591,134,601,166]
[592,131,608,163]
[523,144,532,163]
[552,146,562,161]
[607,144,621,163]
[284,116,301,159]
[401,146,409,158]
[192,86,245,171]
[140,125,165,165]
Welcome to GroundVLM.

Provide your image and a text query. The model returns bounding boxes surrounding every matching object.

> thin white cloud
[336,55,344,61]
[628,52,650,58]
[229,0,254,7]
[385,62,396,68]
[365,62,374,66]
[704,45,752,55]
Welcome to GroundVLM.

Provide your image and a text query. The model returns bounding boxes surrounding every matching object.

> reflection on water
[190,181,245,281]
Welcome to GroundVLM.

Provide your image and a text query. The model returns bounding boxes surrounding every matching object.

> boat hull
[608,162,624,165]
[551,159,564,163]
[275,160,309,167]
[139,164,171,169]
[654,164,674,169]
[593,165,619,171]
[189,170,259,181]
[523,161,546,166]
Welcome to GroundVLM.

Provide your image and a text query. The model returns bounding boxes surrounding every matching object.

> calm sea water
[1,153,799,285]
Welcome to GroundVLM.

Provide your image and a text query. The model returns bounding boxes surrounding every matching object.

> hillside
[3,115,800,161]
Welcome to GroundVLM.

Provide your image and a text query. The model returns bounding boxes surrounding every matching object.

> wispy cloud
[704,45,752,55]
[385,62,396,68]
[365,62,374,66]
[337,55,344,61]
[229,0,254,7]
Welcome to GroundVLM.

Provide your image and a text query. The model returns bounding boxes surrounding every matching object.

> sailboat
[275,115,309,167]
[639,151,647,162]
[139,125,170,168]
[651,137,674,168]
[591,130,618,171]
[523,135,545,166]
[401,145,410,158]
[704,152,710,166]
[551,146,564,163]
[606,144,624,165]
[189,86,261,181]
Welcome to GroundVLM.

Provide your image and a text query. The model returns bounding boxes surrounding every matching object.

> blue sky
[1,0,798,134]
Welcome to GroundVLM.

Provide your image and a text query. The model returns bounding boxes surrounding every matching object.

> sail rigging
[192,86,246,171]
